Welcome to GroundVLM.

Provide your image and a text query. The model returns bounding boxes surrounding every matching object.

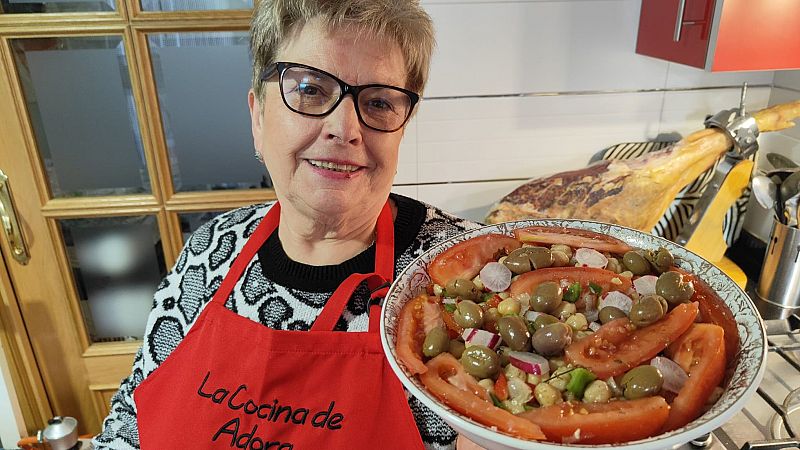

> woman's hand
[456,435,487,450]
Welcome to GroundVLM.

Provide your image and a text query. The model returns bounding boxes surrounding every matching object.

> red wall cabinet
[636,0,800,71]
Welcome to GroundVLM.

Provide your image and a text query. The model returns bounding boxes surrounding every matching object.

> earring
[254,151,263,163]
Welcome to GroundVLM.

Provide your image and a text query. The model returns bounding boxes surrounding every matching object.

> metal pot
[42,416,79,450]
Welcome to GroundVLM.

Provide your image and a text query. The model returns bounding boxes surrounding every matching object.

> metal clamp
[703,84,760,159]
[675,85,760,246]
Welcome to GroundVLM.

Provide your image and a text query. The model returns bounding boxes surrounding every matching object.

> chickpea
[565,312,589,331]
[583,380,612,403]
[504,364,526,380]
[534,382,562,407]
[548,366,572,392]
[552,301,577,321]
[497,297,521,316]
[606,257,624,274]
[551,250,571,267]
[478,379,495,396]
[551,244,573,259]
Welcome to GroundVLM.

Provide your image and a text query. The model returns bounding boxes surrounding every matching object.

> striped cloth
[590,141,752,246]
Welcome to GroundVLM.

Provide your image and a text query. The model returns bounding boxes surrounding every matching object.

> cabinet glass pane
[0,0,114,14]
[179,211,225,244]
[140,0,249,11]
[148,32,271,192]
[11,37,150,198]
[60,215,166,342]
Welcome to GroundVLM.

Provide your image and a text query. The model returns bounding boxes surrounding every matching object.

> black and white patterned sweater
[92,193,481,450]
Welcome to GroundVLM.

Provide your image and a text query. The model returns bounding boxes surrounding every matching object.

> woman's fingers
[456,435,487,450]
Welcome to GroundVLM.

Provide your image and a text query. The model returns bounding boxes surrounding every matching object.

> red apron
[134,200,425,449]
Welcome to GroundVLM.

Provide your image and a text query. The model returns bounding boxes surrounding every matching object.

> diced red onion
[442,297,457,305]
[480,262,512,292]
[633,275,659,296]
[575,248,609,269]
[421,301,444,334]
[462,328,501,350]
[651,356,688,393]
[582,292,599,322]
[508,351,550,377]
[599,291,633,314]
[588,321,602,332]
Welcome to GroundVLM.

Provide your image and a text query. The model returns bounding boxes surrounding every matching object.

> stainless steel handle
[0,169,30,265]
[673,0,687,41]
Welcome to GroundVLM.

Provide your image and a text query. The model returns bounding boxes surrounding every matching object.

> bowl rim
[380,219,768,449]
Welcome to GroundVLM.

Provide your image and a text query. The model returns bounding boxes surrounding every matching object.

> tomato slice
[564,302,699,379]
[509,267,631,298]
[514,226,633,254]
[661,323,726,432]
[675,268,739,365]
[420,353,546,440]
[519,396,670,444]
[428,234,521,286]
[396,294,432,375]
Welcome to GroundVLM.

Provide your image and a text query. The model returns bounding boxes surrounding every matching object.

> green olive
[503,248,534,274]
[497,346,511,366]
[532,281,563,313]
[422,327,450,358]
[598,306,627,324]
[646,247,674,274]
[449,339,466,359]
[532,322,573,356]
[497,316,531,351]
[532,313,559,331]
[460,345,500,378]
[622,251,651,276]
[629,295,666,328]
[528,247,554,269]
[656,272,695,305]
[483,307,501,334]
[621,365,663,400]
[445,278,480,300]
[454,300,484,328]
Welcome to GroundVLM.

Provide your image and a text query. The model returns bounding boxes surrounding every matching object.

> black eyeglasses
[261,62,419,133]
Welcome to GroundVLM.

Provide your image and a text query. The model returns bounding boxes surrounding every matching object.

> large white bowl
[380,219,767,450]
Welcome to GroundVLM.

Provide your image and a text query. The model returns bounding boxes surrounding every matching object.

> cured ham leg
[485,100,800,231]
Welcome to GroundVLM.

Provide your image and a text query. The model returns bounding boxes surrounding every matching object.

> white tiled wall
[392,0,792,224]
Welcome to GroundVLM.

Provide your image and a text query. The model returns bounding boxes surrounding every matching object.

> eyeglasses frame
[260,61,420,133]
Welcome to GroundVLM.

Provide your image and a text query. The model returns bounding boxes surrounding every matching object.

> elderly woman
[92,0,479,449]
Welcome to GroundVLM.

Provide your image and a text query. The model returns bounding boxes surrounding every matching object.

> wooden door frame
[0,3,275,437]
[0,248,52,437]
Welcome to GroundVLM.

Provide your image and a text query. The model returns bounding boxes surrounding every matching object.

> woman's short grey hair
[250,0,435,101]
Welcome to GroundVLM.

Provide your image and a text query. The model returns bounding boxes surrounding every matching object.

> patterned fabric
[591,141,752,246]
[92,194,479,450]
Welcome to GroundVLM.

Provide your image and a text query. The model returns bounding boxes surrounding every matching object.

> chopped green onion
[589,282,603,295]
[490,393,503,408]
[480,292,495,303]
[443,303,456,313]
[563,282,582,302]
[566,367,597,399]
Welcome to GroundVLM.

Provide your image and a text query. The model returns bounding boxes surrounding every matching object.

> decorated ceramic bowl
[380,219,767,450]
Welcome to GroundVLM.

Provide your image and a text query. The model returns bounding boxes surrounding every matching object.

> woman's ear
[248,89,263,154]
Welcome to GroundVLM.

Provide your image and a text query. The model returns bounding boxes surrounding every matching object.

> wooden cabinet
[636,0,800,71]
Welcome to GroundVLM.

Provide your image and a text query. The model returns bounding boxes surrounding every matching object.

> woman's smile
[305,158,364,178]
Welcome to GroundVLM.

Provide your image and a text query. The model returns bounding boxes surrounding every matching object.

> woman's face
[249,19,408,222]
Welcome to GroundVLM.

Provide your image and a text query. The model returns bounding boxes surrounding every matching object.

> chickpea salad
[395,226,733,445]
